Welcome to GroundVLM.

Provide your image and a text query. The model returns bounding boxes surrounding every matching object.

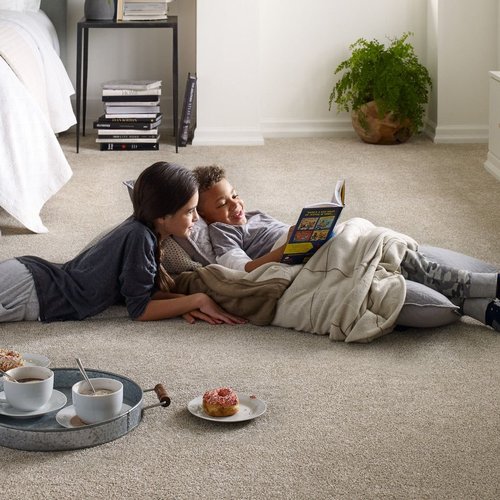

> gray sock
[462,298,493,324]
[469,273,498,298]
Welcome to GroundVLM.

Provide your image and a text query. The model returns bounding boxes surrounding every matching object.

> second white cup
[72,377,123,424]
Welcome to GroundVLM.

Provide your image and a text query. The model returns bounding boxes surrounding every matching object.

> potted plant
[329,32,432,144]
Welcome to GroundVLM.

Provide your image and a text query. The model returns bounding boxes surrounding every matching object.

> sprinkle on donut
[202,387,240,417]
[0,349,25,372]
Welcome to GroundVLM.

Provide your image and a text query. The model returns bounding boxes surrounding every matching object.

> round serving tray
[0,368,169,452]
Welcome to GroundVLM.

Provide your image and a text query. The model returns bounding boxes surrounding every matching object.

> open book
[281,180,346,265]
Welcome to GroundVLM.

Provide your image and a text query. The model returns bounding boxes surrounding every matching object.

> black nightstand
[75,16,178,153]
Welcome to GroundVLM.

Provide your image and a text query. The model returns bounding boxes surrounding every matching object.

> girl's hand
[138,292,247,323]
[185,295,247,325]
[182,310,219,324]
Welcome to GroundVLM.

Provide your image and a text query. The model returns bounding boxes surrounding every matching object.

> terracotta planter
[351,101,412,145]
[84,0,116,21]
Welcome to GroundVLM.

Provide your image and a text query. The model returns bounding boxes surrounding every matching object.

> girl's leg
[0,259,39,322]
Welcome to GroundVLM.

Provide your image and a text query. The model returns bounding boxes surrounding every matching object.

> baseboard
[431,124,489,144]
[192,127,265,146]
[193,119,489,144]
[192,119,356,145]
[260,118,355,138]
[484,151,500,180]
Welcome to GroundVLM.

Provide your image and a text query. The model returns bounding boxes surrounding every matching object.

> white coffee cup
[0,366,54,411]
[72,377,123,424]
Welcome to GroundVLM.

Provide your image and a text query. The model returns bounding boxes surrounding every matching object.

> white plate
[56,403,132,428]
[188,394,267,423]
[22,353,50,368]
[0,390,67,419]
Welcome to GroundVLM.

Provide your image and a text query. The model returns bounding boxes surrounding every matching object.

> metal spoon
[75,358,96,394]
[0,369,19,383]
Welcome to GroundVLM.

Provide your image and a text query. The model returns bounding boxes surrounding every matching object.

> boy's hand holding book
[281,180,346,265]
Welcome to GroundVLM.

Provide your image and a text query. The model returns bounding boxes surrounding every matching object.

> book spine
[94,121,159,130]
[116,0,124,21]
[105,114,158,120]
[179,73,197,147]
[96,134,158,139]
[104,106,161,114]
[102,80,162,90]
[97,128,158,134]
[98,113,162,123]
[100,143,160,151]
[102,95,161,102]
[102,89,162,96]
[96,137,160,143]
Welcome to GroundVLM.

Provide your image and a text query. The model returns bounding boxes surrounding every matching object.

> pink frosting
[203,387,238,407]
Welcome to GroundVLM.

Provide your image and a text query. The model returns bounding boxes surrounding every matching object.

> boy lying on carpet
[187,165,500,335]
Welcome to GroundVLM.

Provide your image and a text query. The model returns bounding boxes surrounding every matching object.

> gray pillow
[397,281,460,327]
[396,245,498,328]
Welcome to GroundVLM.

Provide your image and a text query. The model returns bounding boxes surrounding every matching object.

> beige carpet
[0,132,499,499]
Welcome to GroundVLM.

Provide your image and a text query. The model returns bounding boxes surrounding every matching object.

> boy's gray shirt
[208,210,289,264]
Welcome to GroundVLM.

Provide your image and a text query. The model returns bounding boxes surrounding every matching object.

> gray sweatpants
[401,249,497,300]
[0,259,40,322]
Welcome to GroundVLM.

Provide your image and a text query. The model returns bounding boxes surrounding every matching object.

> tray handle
[142,383,171,411]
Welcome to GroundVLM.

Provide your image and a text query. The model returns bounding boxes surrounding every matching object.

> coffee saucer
[22,353,50,368]
[56,403,132,428]
[0,390,67,419]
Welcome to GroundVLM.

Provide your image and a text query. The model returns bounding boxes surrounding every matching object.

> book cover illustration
[281,179,346,265]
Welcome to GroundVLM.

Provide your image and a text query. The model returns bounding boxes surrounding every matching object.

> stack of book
[94,80,162,151]
[116,1,171,21]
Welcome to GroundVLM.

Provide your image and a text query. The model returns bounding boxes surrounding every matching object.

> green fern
[329,33,432,133]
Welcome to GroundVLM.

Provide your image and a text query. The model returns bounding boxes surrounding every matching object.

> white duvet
[0,9,75,233]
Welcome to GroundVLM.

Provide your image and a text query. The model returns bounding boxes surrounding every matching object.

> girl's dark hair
[132,162,198,292]
[133,161,198,228]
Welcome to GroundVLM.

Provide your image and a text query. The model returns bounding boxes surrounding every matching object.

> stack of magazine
[116,0,172,21]
[94,80,162,151]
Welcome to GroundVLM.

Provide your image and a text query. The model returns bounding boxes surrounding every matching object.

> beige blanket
[175,218,418,342]
[175,262,300,325]
[272,217,418,342]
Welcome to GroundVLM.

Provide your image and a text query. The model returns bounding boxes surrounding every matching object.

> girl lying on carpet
[0,162,246,326]
[180,165,499,337]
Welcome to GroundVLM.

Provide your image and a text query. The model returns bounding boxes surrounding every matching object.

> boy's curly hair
[193,165,226,192]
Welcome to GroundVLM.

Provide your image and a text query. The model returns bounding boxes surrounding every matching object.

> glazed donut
[202,387,239,417]
[0,349,24,372]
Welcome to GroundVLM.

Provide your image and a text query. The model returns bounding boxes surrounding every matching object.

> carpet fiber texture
[0,133,499,499]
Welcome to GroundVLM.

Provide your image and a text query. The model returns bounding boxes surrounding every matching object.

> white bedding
[0,8,75,233]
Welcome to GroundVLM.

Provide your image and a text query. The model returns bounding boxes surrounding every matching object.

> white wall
[425,0,438,129]
[194,0,263,145]
[66,0,499,144]
[259,0,427,138]
[432,0,498,142]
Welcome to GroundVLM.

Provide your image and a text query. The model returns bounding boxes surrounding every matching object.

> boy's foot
[485,300,500,332]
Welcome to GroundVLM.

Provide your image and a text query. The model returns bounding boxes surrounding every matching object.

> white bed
[0,0,75,233]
